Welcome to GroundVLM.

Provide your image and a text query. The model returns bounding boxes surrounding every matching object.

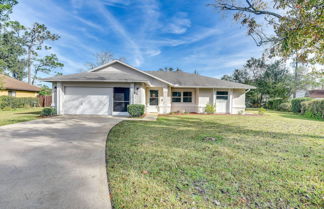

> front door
[216,91,229,113]
[148,90,159,112]
[113,88,130,113]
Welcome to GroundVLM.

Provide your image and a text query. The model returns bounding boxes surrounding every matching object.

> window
[149,90,159,105]
[172,91,193,103]
[183,92,192,102]
[113,88,130,112]
[172,92,181,102]
[8,90,16,97]
[216,91,228,100]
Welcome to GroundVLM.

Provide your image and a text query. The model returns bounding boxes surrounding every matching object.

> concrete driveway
[0,116,122,209]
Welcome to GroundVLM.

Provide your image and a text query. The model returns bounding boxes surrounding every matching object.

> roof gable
[90,60,173,85]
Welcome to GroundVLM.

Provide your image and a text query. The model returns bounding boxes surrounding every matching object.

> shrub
[302,99,324,119]
[258,107,266,115]
[0,96,39,109]
[127,104,145,117]
[40,107,57,116]
[301,101,312,114]
[205,104,216,114]
[278,102,291,112]
[266,98,287,110]
[291,97,313,113]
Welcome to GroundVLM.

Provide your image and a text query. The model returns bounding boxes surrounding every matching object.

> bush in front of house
[127,104,145,117]
[0,96,39,109]
[291,97,313,113]
[278,102,291,112]
[266,98,287,110]
[205,104,216,114]
[40,107,57,116]
[301,99,324,119]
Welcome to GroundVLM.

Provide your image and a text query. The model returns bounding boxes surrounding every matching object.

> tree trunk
[27,48,32,84]
[293,54,298,98]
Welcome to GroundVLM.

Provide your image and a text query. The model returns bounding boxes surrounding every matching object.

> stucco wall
[232,89,246,114]
[0,90,38,97]
[0,90,7,96]
[170,88,197,113]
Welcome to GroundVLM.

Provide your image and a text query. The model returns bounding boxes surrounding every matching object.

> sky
[12,0,266,79]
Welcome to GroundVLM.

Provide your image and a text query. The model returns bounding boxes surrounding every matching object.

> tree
[39,85,51,96]
[0,0,17,23]
[159,67,182,72]
[0,21,26,78]
[23,23,60,84]
[209,0,324,64]
[222,57,293,107]
[85,51,125,70]
[32,54,63,84]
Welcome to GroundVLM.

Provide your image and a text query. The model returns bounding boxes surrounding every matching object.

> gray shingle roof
[42,67,255,89]
[42,71,149,83]
[146,71,256,89]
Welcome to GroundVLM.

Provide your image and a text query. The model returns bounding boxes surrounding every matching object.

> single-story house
[306,90,324,99]
[0,74,40,97]
[43,60,255,116]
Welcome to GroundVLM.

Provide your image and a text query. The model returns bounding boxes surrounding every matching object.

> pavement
[0,116,123,209]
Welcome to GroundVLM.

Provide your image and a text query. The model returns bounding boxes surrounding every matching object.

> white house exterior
[43,60,255,116]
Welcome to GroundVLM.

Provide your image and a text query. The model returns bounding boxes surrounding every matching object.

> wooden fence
[38,95,52,107]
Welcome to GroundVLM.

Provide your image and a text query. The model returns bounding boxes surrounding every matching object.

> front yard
[0,107,43,126]
[107,111,324,208]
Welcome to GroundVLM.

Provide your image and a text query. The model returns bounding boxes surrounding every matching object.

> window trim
[149,90,159,106]
[172,91,182,103]
[171,90,193,103]
[216,91,229,100]
[182,91,192,103]
[8,90,16,97]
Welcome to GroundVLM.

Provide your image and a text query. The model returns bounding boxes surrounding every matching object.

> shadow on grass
[277,111,324,122]
[15,111,41,115]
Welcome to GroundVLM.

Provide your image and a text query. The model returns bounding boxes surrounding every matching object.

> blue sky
[12,0,265,79]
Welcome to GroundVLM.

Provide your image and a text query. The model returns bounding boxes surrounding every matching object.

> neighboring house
[306,90,324,99]
[0,74,40,97]
[43,60,255,116]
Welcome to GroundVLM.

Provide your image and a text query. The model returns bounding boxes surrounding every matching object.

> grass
[106,111,324,209]
[0,107,43,126]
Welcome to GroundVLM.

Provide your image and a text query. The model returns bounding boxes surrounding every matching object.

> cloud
[91,0,144,66]
[145,49,161,57]
[165,12,191,34]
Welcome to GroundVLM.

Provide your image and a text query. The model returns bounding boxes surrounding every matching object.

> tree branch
[210,2,283,19]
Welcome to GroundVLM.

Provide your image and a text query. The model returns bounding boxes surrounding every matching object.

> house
[43,60,255,116]
[306,90,324,99]
[0,74,40,97]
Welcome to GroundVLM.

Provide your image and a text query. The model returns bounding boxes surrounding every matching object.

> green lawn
[107,111,324,209]
[0,107,43,126]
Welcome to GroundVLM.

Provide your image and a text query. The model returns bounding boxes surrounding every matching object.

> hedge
[291,97,313,113]
[127,104,145,117]
[278,102,291,112]
[301,99,324,119]
[0,96,39,109]
[266,98,287,110]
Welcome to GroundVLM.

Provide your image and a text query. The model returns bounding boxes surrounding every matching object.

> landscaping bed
[106,111,324,208]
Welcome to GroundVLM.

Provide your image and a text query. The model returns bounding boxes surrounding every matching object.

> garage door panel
[63,87,112,115]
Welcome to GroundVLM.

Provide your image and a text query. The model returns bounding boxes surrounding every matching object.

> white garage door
[63,87,113,115]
